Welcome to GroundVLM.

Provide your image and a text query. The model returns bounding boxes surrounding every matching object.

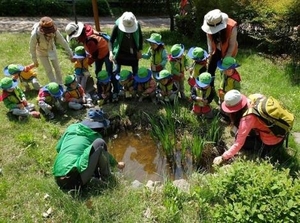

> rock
[131,180,143,189]
[173,179,190,193]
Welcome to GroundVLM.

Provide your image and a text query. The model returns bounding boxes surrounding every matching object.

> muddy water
[108,131,169,183]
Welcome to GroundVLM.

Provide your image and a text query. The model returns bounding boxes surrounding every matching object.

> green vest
[113,19,141,58]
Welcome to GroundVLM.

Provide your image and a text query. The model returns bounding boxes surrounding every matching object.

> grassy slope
[0,31,299,222]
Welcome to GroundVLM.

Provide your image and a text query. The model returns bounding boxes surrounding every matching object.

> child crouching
[191,72,216,119]
[0,77,40,119]
[64,75,94,110]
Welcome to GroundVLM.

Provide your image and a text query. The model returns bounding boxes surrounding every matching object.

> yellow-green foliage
[191,159,300,222]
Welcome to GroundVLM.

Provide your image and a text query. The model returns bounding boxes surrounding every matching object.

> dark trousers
[55,138,111,190]
[208,49,222,87]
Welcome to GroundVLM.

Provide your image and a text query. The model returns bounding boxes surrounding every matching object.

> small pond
[108,131,191,182]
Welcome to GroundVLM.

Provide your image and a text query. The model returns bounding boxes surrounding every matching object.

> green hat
[73,46,86,59]
[134,67,152,83]
[146,33,164,45]
[4,64,24,76]
[170,44,184,59]
[116,70,133,81]
[196,72,212,88]
[156,69,172,80]
[187,47,209,61]
[217,56,240,71]
[0,77,18,90]
[64,75,76,86]
[97,70,111,83]
[46,82,64,97]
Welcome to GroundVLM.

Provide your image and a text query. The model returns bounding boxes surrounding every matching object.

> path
[0,16,170,32]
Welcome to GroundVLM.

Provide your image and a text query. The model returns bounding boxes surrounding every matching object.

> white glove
[213,156,224,165]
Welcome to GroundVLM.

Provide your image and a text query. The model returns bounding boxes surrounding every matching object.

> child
[191,72,216,118]
[217,56,241,124]
[72,46,91,92]
[156,69,178,103]
[169,44,188,99]
[186,47,209,89]
[142,33,168,79]
[134,67,156,102]
[64,75,94,110]
[217,56,241,104]
[4,63,41,91]
[116,69,135,99]
[96,70,114,105]
[37,82,65,120]
[0,77,40,119]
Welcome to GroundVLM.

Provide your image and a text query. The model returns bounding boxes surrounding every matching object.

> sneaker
[112,93,118,102]
[30,111,41,118]
[48,112,55,120]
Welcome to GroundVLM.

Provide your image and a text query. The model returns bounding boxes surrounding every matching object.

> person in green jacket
[53,108,125,190]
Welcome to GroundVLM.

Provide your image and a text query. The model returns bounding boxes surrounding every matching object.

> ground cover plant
[0,27,299,222]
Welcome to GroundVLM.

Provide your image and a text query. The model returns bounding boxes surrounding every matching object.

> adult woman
[29,17,73,84]
[53,108,125,190]
[109,12,143,77]
[201,9,238,86]
[213,90,285,165]
[65,22,117,100]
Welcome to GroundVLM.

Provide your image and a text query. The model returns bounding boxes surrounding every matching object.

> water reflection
[108,131,168,182]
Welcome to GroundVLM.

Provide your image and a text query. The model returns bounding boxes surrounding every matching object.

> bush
[192,159,300,222]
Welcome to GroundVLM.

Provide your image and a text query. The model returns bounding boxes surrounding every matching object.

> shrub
[192,159,300,222]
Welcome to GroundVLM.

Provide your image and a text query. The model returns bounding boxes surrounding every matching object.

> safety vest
[112,20,141,58]
[208,18,238,57]
[220,71,241,92]
[194,86,211,107]
[85,34,109,60]
[65,87,84,100]
[151,48,164,65]
[158,79,174,94]
[191,61,207,78]
[19,69,37,81]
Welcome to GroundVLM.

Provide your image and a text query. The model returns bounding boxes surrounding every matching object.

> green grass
[0,30,299,222]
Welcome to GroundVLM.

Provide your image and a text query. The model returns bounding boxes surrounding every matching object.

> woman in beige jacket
[29,17,73,85]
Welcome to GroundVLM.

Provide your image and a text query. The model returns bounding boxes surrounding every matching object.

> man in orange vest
[201,9,238,87]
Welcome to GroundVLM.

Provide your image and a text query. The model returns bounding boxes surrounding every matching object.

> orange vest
[208,18,238,58]
[85,34,109,60]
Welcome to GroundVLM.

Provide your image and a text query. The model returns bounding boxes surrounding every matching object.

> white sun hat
[65,22,84,42]
[201,9,229,34]
[118,12,138,33]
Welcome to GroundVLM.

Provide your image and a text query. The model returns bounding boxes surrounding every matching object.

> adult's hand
[213,156,223,165]
[137,51,142,59]
[117,162,125,170]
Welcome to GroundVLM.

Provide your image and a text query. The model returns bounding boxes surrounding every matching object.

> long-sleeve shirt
[29,23,73,64]
[222,114,284,160]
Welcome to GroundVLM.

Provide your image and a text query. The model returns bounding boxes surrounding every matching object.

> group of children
[0,32,242,121]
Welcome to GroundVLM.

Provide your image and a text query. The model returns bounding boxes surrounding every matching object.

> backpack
[243,94,294,137]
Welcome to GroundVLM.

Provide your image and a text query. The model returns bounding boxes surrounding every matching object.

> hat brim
[118,16,138,33]
[48,85,64,98]
[195,78,210,88]
[187,47,209,61]
[73,54,86,59]
[155,73,172,80]
[67,22,84,42]
[221,95,248,113]
[81,119,110,129]
[171,45,185,59]
[98,76,111,84]
[40,25,57,34]
[134,70,152,83]
[201,12,228,34]
[4,65,24,76]
[146,38,164,45]
[116,74,132,81]
[217,60,240,71]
